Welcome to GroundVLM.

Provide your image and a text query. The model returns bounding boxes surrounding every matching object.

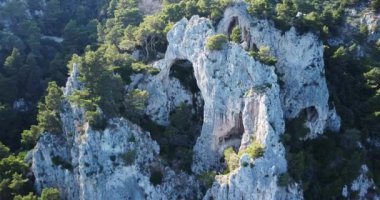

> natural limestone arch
[149,16,287,178]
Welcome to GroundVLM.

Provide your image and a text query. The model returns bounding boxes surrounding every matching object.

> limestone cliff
[32,3,348,200]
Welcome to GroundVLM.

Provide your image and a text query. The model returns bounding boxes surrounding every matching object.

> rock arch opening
[153,59,204,173]
[227,16,239,36]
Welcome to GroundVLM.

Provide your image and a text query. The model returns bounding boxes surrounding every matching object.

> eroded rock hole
[218,112,244,153]
[217,112,245,174]
[152,59,204,173]
[306,106,318,123]
[227,16,239,36]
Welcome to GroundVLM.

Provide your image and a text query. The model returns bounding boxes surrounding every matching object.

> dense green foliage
[0,0,106,150]
[281,110,365,198]
[39,188,60,200]
[245,0,355,36]
[0,148,33,200]
[36,82,63,134]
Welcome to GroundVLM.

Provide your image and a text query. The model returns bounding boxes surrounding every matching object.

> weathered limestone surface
[32,2,346,200]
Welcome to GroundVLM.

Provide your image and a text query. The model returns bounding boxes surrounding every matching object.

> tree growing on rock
[206,34,228,50]
[37,82,63,134]
[230,26,242,43]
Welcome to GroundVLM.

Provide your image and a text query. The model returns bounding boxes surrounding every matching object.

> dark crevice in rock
[306,106,318,124]
[227,16,239,36]
[218,112,244,153]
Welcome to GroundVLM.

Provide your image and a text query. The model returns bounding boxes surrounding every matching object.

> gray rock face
[32,3,340,200]
[33,66,161,199]
[33,66,201,200]
[136,15,299,199]
[217,3,340,137]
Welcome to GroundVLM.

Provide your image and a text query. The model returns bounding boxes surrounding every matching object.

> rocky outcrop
[217,3,340,138]
[33,66,159,199]
[342,165,379,200]
[32,65,201,200]
[32,2,340,200]
[135,14,299,199]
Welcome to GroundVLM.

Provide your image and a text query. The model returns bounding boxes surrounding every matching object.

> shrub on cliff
[230,26,242,43]
[248,46,277,66]
[238,140,265,159]
[206,34,228,50]
[223,147,239,173]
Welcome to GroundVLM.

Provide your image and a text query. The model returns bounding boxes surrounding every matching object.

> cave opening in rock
[217,112,245,173]
[227,16,239,36]
[170,59,199,93]
[152,59,204,174]
[306,106,318,123]
[218,112,244,153]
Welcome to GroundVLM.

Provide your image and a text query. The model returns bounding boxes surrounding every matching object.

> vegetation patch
[121,150,136,166]
[238,140,265,160]
[198,171,217,189]
[206,34,229,51]
[131,62,160,75]
[248,46,277,66]
[230,26,242,43]
[223,147,239,173]
[277,172,290,187]
[40,188,60,200]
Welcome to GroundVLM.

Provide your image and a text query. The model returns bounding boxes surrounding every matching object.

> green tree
[37,82,63,134]
[275,1,297,28]
[3,48,22,76]
[78,49,124,117]
[13,192,38,200]
[246,0,273,17]
[372,0,380,12]
[0,142,10,159]
[40,188,60,200]
[134,15,166,59]
[8,173,28,195]
[42,0,64,35]
[125,89,149,120]
[364,67,380,89]
[21,125,42,149]
[230,26,242,43]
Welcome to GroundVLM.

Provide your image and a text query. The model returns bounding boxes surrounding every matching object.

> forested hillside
[0,0,379,199]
